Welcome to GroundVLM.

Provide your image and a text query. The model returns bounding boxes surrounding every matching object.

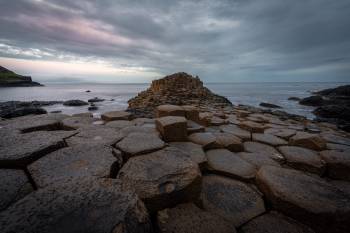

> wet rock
[278,146,325,175]
[289,132,327,151]
[118,147,201,212]
[239,121,266,133]
[259,102,282,109]
[156,116,187,142]
[170,142,207,168]
[116,132,165,157]
[320,132,350,146]
[206,149,256,181]
[201,175,265,227]
[239,211,315,233]
[88,97,105,103]
[88,105,98,111]
[61,116,95,130]
[220,124,251,141]
[0,169,33,211]
[299,96,324,106]
[237,152,281,169]
[181,105,199,122]
[320,150,350,181]
[252,133,288,146]
[28,144,118,188]
[0,178,152,233]
[101,111,131,121]
[0,130,75,167]
[188,132,219,150]
[213,132,244,152]
[243,141,284,162]
[72,112,93,117]
[156,105,186,118]
[288,97,301,101]
[265,128,296,139]
[63,99,89,106]
[157,203,236,233]
[256,165,350,233]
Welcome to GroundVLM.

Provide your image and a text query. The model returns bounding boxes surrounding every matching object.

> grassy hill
[0,66,42,86]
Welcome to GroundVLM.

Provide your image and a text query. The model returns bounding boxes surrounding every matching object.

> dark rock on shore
[0,66,42,87]
[288,97,301,101]
[88,97,105,103]
[259,102,282,109]
[299,96,324,106]
[0,101,62,119]
[63,99,89,106]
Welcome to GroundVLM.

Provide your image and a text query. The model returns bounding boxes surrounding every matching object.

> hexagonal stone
[188,132,219,150]
[278,146,325,175]
[132,118,155,126]
[157,203,236,233]
[289,132,327,151]
[28,144,118,188]
[201,175,265,227]
[244,141,284,162]
[0,178,152,233]
[65,125,123,146]
[118,147,201,212]
[320,150,350,181]
[239,121,266,133]
[105,120,134,129]
[118,125,159,137]
[206,149,256,181]
[320,132,350,146]
[220,124,251,141]
[265,128,296,139]
[156,105,185,118]
[116,132,165,157]
[181,105,199,122]
[237,152,281,169]
[210,116,227,126]
[0,130,75,167]
[256,166,350,233]
[252,133,288,146]
[239,211,315,233]
[198,112,213,126]
[187,120,205,134]
[156,116,187,142]
[0,169,33,211]
[61,116,95,129]
[101,111,131,121]
[170,142,207,169]
[213,132,244,152]
[327,143,350,152]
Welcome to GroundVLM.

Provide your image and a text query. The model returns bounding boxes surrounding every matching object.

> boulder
[157,203,236,233]
[243,141,284,162]
[0,169,33,211]
[118,147,201,212]
[259,102,282,109]
[239,121,266,133]
[299,96,324,106]
[289,132,327,151]
[201,175,265,227]
[239,211,315,233]
[198,112,213,126]
[116,132,165,157]
[63,99,89,106]
[206,149,256,181]
[188,132,219,150]
[156,116,187,142]
[0,178,152,233]
[213,132,244,152]
[256,166,350,233]
[101,111,131,121]
[156,105,185,118]
[170,142,207,169]
[278,146,325,175]
[237,152,281,169]
[61,116,95,129]
[28,144,118,188]
[220,124,251,141]
[320,150,350,181]
[252,133,288,146]
[87,97,105,103]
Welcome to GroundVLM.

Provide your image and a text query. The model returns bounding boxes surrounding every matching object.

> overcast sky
[0,0,349,83]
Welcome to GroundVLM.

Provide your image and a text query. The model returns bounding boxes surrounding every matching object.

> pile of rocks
[127,72,232,118]
[1,103,350,233]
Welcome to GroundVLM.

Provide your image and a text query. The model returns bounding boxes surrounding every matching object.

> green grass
[0,72,26,82]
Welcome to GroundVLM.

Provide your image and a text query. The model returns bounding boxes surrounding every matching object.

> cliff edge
[0,66,42,87]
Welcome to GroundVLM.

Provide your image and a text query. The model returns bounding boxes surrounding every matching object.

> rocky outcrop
[0,66,42,87]
[0,101,62,119]
[127,72,232,117]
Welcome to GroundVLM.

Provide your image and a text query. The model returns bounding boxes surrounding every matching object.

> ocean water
[0,82,349,119]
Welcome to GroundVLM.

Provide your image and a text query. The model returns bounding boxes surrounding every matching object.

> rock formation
[0,66,42,87]
[127,72,232,117]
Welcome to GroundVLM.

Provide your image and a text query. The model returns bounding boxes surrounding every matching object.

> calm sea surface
[0,82,349,118]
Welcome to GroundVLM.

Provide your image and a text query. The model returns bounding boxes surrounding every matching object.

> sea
[0,82,349,119]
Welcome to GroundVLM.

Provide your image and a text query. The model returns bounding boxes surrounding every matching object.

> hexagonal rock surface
[118,147,201,212]
[239,211,315,233]
[201,175,265,227]
[0,169,33,211]
[187,120,205,134]
[320,150,350,181]
[116,132,165,157]
[28,144,118,188]
[0,178,152,233]
[170,142,207,168]
[320,132,350,146]
[118,125,159,137]
[252,133,288,146]
[61,116,95,130]
[132,118,155,126]
[220,124,251,141]
[105,120,134,129]
[210,116,227,126]
[198,112,213,126]
[243,141,284,162]
[0,130,75,167]
[239,121,266,133]
[256,166,350,233]
[156,116,187,142]
[181,105,199,122]
[278,146,325,175]
[213,132,244,152]
[237,152,281,169]
[289,132,327,151]
[265,128,296,139]
[206,149,256,181]
[101,111,131,121]
[327,143,350,152]
[188,132,219,150]
[157,203,236,233]
[66,125,123,146]
[156,105,185,118]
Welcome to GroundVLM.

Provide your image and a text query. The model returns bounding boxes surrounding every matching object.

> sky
[0,0,349,83]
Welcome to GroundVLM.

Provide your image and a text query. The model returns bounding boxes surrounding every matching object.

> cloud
[0,0,349,82]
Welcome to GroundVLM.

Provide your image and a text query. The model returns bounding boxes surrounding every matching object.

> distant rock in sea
[0,66,42,87]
